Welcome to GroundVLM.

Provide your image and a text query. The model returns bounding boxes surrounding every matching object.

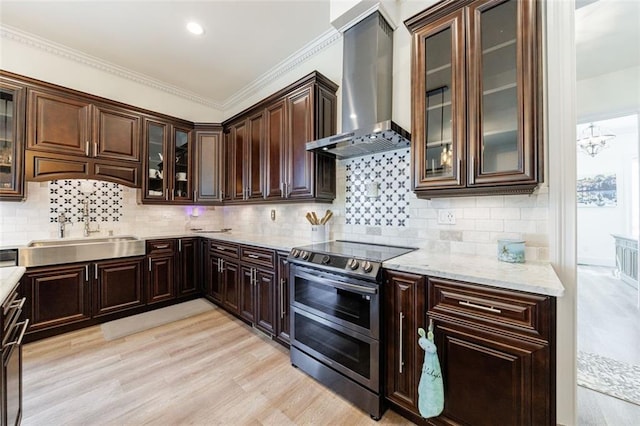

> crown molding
[0,25,223,109]
[220,27,341,111]
[1,24,342,116]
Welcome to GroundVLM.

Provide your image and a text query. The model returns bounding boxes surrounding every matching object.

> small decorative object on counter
[306,210,332,242]
[497,239,525,263]
[311,224,327,242]
[418,320,444,419]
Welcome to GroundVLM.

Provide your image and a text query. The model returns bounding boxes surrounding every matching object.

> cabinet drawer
[146,239,176,254]
[240,245,275,269]
[428,277,552,342]
[209,240,239,258]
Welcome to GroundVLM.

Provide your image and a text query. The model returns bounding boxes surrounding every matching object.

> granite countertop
[0,266,26,304]
[383,249,564,297]
[9,232,564,297]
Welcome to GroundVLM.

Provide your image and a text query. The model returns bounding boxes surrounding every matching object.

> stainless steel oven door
[290,306,380,391]
[289,264,379,339]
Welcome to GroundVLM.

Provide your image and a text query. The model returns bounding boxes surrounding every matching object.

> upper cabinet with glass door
[0,77,25,201]
[406,0,542,198]
[142,117,194,204]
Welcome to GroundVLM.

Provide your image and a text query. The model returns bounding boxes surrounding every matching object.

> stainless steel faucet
[58,212,67,238]
[83,198,100,237]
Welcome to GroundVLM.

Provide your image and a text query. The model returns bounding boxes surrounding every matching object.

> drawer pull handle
[399,312,404,374]
[458,300,502,314]
[247,254,260,259]
[155,244,170,249]
[215,246,227,251]
[9,297,26,311]
[3,319,29,349]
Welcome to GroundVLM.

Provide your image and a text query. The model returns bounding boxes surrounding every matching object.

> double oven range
[287,241,415,420]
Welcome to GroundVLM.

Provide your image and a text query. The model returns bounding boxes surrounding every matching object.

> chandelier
[577,123,615,157]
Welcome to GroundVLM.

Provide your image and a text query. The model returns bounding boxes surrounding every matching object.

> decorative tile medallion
[344,148,410,227]
[49,179,123,223]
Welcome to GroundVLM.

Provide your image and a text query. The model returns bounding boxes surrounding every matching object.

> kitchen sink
[19,236,146,267]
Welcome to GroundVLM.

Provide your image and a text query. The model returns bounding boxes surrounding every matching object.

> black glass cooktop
[294,240,416,262]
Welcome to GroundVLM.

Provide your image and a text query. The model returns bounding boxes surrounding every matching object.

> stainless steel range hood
[306,12,410,159]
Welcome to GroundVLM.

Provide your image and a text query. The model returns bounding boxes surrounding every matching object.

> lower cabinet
[205,240,241,314]
[384,271,556,426]
[21,257,145,340]
[177,237,200,297]
[146,239,177,304]
[93,257,145,317]
[427,277,555,426]
[239,245,276,335]
[275,252,290,346]
[22,263,92,334]
[384,270,426,420]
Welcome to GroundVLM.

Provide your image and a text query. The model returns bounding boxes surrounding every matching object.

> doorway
[575,1,640,423]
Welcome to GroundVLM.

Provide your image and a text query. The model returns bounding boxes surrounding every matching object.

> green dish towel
[417,323,444,418]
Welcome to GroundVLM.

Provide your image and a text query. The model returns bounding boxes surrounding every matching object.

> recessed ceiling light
[186,22,204,35]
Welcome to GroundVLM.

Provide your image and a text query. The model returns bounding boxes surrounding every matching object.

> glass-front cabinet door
[412,10,465,190]
[0,78,25,201]
[145,120,168,201]
[172,126,193,202]
[467,0,538,185]
[406,0,540,197]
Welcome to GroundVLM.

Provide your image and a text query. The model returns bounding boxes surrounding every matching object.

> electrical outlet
[270,209,276,221]
[437,209,456,225]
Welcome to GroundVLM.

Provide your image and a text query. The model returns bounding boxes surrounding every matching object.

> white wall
[0,33,224,122]
[577,66,640,121]
[577,124,638,266]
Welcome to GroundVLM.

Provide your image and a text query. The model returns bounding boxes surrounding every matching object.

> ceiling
[1,0,638,109]
[0,0,333,107]
[575,0,640,81]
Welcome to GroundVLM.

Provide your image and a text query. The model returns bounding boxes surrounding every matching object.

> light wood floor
[577,265,640,425]
[22,306,413,426]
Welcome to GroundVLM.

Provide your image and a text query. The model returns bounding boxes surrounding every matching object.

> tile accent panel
[49,179,122,224]
[344,149,410,227]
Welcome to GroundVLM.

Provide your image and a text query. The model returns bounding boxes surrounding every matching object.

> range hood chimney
[306,11,410,159]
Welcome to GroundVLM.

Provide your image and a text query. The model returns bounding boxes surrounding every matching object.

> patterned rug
[577,351,640,406]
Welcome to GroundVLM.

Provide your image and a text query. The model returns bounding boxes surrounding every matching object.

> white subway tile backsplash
[490,207,521,220]
[504,220,537,233]
[475,219,504,232]
[463,207,491,219]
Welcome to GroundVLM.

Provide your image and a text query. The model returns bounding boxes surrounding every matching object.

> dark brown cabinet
[384,270,556,426]
[206,240,241,315]
[177,237,200,297]
[142,118,194,204]
[21,263,92,334]
[225,112,265,201]
[384,270,426,422]
[0,76,26,201]
[285,83,336,200]
[145,239,177,304]
[405,0,541,198]
[2,283,26,426]
[93,257,145,317]
[21,258,146,340]
[427,277,555,426]
[275,252,290,346]
[239,245,276,335]
[25,87,142,187]
[194,125,224,203]
[222,71,338,204]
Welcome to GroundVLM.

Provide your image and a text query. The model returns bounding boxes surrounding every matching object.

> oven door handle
[295,270,377,295]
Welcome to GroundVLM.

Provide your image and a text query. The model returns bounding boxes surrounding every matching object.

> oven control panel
[288,249,381,278]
